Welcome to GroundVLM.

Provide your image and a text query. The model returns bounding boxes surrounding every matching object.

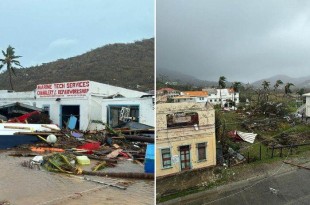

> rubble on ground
[0,113,154,182]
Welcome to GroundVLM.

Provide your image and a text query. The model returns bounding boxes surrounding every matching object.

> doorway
[60,105,80,129]
[179,145,191,171]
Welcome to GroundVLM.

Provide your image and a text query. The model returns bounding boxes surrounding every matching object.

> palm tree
[218,76,226,89]
[0,45,22,90]
[262,80,270,91]
[218,76,226,106]
[261,80,270,102]
[231,81,241,105]
[284,82,294,96]
[273,80,283,92]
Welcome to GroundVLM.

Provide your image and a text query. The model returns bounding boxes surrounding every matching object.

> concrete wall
[156,102,216,177]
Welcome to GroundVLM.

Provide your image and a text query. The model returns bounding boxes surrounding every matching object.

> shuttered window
[161,148,171,168]
[197,142,207,161]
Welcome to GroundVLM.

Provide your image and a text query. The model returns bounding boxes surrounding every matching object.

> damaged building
[156,102,216,177]
[0,80,154,130]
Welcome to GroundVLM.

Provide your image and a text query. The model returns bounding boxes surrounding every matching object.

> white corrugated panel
[236,131,257,143]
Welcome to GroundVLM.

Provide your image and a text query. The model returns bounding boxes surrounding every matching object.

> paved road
[162,164,310,205]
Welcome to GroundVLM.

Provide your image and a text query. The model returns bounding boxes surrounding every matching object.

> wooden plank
[3,125,31,130]
[113,144,120,149]
[14,132,63,136]
[106,149,123,159]
[41,124,60,131]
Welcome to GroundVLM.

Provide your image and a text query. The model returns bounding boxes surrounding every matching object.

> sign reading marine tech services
[36,80,90,98]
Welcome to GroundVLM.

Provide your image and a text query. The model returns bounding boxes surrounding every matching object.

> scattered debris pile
[275,132,310,145]
[0,116,155,182]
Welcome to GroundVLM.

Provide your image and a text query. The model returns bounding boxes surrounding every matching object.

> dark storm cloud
[157,0,310,83]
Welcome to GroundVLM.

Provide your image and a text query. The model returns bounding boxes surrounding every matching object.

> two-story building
[156,102,216,177]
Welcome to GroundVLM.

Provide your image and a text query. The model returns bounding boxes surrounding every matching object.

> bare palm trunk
[7,64,14,90]
[220,89,222,107]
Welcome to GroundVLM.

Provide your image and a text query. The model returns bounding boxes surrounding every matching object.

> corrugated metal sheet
[236,131,257,143]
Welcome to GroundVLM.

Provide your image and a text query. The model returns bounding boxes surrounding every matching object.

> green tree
[0,45,22,90]
[262,80,270,91]
[261,80,270,102]
[273,79,283,92]
[218,76,226,89]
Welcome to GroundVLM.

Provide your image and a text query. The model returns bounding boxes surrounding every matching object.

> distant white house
[156,88,180,98]
[0,80,154,130]
[203,88,239,106]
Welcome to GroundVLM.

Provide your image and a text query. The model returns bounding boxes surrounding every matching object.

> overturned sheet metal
[236,131,257,143]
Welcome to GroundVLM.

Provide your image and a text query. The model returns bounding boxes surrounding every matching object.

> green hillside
[0,38,154,92]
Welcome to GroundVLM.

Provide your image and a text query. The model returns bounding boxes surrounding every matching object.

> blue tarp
[145,144,154,159]
[144,144,154,173]
[0,135,39,149]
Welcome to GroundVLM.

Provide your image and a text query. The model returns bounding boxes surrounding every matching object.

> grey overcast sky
[0,0,154,67]
[157,0,310,83]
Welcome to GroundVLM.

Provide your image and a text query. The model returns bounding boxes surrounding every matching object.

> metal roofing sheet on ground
[236,131,257,143]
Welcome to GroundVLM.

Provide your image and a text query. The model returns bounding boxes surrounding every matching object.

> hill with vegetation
[251,74,310,88]
[157,67,218,89]
[0,38,154,92]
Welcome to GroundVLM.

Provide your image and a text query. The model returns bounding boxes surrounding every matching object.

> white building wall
[207,89,239,105]
[89,81,147,98]
[194,97,208,103]
[101,97,154,127]
[304,94,310,117]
